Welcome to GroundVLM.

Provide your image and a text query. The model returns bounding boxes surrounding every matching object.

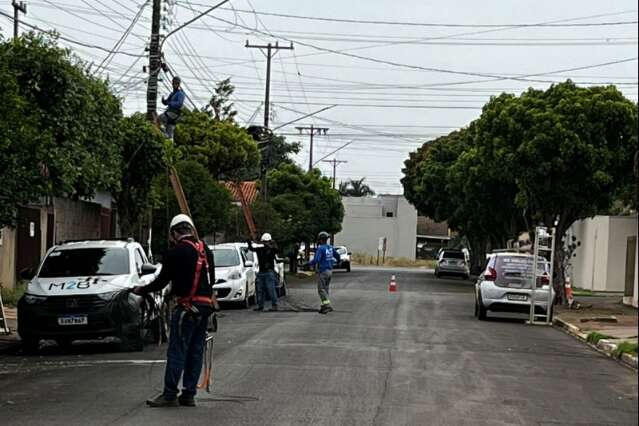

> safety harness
[178,238,213,308]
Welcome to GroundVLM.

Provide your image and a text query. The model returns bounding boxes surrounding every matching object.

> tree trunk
[552,224,569,305]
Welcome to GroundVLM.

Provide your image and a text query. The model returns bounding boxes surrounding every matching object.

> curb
[553,317,638,371]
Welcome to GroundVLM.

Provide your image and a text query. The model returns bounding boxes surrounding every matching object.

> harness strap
[178,239,211,308]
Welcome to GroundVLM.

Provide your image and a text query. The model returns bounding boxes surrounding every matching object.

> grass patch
[572,289,593,297]
[612,342,638,358]
[586,331,613,344]
[351,253,436,268]
[0,281,26,307]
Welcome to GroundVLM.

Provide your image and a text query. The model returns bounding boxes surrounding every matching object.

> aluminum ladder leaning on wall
[528,226,556,325]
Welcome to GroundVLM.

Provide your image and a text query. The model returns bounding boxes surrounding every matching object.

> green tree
[0,33,123,228]
[402,81,638,300]
[207,77,237,123]
[114,113,167,238]
[251,164,344,258]
[338,178,376,197]
[151,160,233,257]
[174,110,259,179]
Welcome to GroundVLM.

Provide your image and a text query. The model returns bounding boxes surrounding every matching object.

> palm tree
[338,178,376,197]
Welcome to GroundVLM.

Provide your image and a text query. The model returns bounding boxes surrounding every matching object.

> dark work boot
[253,306,264,312]
[318,305,329,314]
[178,395,196,407]
[146,394,179,408]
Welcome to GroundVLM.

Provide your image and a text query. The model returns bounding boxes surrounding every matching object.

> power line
[178,2,638,28]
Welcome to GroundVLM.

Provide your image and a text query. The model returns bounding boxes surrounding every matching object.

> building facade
[566,215,637,298]
[335,195,417,260]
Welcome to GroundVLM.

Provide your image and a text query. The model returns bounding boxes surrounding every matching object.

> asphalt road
[1,269,637,426]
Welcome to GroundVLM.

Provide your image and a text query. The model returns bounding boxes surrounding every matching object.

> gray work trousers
[318,270,333,306]
[158,111,178,139]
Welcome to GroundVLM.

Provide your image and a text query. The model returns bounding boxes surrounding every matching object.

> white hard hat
[260,233,272,242]
[170,214,195,230]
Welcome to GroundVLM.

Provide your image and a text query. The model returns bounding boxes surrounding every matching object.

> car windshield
[336,247,347,255]
[214,248,240,267]
[442,251,465,260]
[39,248,129,277]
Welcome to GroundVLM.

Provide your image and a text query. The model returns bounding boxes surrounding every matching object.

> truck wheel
[346,262,351,272]
[477,296,488,321]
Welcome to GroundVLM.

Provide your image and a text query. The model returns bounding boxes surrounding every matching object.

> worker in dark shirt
[133,214,216,408]
[248,233,279,311]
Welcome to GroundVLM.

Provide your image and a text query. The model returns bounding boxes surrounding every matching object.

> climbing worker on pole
[133,214,216,408]
[308,231,340,314]
[248,233,280,312]
[158,75,185,139]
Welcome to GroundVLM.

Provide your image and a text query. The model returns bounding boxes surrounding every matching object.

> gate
[16,207,42,275]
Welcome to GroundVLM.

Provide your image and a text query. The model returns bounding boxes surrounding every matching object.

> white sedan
[210,243,256,308]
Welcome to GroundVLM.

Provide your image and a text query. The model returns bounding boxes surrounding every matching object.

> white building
[335,195,417,260]
[566,215,637,301]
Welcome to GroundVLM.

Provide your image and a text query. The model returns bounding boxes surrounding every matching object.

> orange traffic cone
[389,275,397,292]
[565,277,574,308]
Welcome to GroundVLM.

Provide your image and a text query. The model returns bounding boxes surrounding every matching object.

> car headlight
[96,291,119,301]
[228,271,242,280]
[23,294,47,304]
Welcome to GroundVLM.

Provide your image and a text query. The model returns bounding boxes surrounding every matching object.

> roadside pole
[12,0,27,40]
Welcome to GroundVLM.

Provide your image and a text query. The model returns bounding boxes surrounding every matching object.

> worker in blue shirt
[308,231,340,314]
[158,76,185,139]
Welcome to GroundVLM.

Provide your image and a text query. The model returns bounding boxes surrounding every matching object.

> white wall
[335,196,417,260]
[568,215,638,292]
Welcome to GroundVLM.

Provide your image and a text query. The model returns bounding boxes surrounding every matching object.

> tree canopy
[0,33,124,227]
[402,81,638,296]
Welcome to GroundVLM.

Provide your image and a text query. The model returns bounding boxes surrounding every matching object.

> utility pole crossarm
[296,125,330,172]
[322,159,348,190]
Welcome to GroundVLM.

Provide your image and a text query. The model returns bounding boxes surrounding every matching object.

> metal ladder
[528,226,556,325]
[0,287,11,334]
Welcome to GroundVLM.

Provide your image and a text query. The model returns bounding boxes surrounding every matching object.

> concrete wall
[53,198,102,242]
[568,215,638,292]
[335,196,417,260]
[0,227,17,289]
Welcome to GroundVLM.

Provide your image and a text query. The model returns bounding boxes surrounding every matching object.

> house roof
[223,181,259,204]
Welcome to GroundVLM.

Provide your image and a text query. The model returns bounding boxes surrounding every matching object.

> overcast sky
[2,0,637,194]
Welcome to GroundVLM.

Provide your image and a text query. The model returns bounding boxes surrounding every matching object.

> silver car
[475,253,553,320]
[435,249,470,279]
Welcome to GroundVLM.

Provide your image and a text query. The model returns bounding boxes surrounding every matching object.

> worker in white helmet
[133,214,216,408]
[248,233,280,311]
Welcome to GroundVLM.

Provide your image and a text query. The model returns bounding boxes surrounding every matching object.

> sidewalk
[554,295,638,370]
[0,307,20,354]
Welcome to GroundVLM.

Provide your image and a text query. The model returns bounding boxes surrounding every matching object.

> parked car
[334,246,352,272]
[211,243,256,308]
[474,252,553,320]
[435,249,470,279]
[18,239,165,353]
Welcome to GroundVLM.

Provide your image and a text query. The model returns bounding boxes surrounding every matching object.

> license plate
[507,294,528,301]
[58,315,88,326]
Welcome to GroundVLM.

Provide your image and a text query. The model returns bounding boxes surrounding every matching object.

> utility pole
[245,40,294,128]
[12,1,27,40]
[146,0,162,121]
[296,125,329,172]
[245,40,294,199]
[322,158,348,189]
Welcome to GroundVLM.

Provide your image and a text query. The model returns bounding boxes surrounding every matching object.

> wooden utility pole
[12,1,27,39]
[244,41,294,129]
[145,0,192,219]
[296,125,329,172]
[245,41,293,200]
[322,158,348,189]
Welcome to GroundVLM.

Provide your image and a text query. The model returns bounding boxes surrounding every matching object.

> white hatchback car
[211,243,256,307]
[18,239,164,353]
[475,252,553,320]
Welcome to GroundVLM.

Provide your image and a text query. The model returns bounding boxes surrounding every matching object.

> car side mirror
[244,260,254,268]
[140,263,157,276]
[19,267,35,280]
[347,252,352,255]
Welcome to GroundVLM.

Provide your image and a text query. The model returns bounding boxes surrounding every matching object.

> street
[1,269,637,426]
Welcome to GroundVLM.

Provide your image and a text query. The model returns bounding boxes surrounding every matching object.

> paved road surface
[1,269,637,425]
